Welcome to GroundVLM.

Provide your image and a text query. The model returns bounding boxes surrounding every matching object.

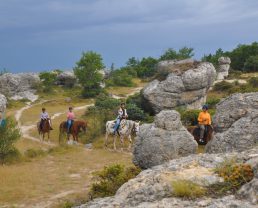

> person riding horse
[113,103,128,135]
[198,104,211,143]
[67,107,75,134]
[40,108,53,130]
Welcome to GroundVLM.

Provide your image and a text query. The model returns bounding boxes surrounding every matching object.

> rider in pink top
[67,107,75,133]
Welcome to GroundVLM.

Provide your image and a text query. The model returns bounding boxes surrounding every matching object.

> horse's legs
[128,134,132,150]
[104,132,109,148]
[47,132,50,143]
[120,135,124,151]
[113,134,117,150]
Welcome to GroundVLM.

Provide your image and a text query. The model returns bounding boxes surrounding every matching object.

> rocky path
[15,100,93,146]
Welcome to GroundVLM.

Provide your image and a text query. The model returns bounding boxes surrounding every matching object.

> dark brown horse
[59,120,87,144]
[187,125,214,145]
[37,119,52,142]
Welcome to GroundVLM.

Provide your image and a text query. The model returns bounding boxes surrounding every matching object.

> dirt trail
[15,101,93,146]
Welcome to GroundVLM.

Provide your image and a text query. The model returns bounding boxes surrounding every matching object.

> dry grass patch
[171,180,206,199]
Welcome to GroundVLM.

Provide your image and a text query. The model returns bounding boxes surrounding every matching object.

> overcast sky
[1,0,258,73]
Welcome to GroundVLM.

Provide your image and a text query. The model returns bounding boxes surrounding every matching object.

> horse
[105,119,140,150]
[37,119,51,142]
[187,125,214,145]
[59,120,87,144]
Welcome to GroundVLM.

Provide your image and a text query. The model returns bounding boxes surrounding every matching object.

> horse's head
[80,121,87,133]
[133,121,140,134]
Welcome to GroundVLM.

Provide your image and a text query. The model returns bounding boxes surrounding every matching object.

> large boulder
[217,57,231,80]
[205,92,258,153]
[0,73,40,101]
[56,71,76,87]
[0,93,7,112]
[133,110,198,169]
[142,59,216,113]
[78,147,258,208]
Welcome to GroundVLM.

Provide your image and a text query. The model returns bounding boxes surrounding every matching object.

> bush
[213,81,234,92]
[127,104,146,121]
[214,159,254,191]
[81,84,104,98]
[39,71,57,93]
[24,148,46,158]
[248,77,258,88]
[95,94,120,110]
[206,97,221,109]
[171,180,206,199]
[179,109,200,126]
[106,70,134,87]
[0,118,21,164]
[89,164,141,199]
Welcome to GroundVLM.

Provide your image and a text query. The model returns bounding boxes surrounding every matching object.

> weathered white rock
[78,147,258,208]
[56,71,76,87]
[0,93,7,112]
[133,110,198,169]
[217,57,231,80]
[142,59,216,113]
[205,92,258,153]
[0,73,40,101]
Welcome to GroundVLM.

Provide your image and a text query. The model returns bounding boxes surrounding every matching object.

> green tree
[0,118,21,164]
[39,71,57,92]
[160,47,194,61]
[229,42,258,71]
[202,48,224,67]
[74,51,105,98]
[244,55,258,72]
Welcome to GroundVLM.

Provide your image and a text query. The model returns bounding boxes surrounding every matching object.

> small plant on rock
[171,180,206,199]
[89,164,141,199]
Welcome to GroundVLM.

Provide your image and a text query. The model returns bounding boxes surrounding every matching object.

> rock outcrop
[133,110,198,169]
[0,93,7,112]
[78,147,258,208]
[0,73,40,101]
[56,71,76,87]
[142,59,216,113]
[205,92,258,153]
[217,57,231,80]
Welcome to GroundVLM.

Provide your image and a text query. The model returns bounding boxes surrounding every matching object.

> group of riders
[39,102,129,136]
[38,102,211,143]
[0,102,212,143]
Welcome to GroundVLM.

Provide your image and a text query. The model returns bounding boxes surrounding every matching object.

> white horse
[105,119,140,150]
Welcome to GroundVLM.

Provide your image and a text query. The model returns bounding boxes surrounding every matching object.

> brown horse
[187,125,214,145]
[37,119,51,142]
[59,120,87,144]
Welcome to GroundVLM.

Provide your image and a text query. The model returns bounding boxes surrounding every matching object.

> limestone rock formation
[56,71,76,87]
[133,110,198,169]
[142,59,216,113]
[217,57,231,80]
[206,92,258,153]
[0,73,40,101]
[77,147,258,208]
[0,93,7,112]
[205,92,258,153]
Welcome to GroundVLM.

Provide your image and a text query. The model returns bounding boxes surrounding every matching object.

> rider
[113,103,128,135]
[198,104,211,143]
[40,108,53,130]
[67,107,75,134]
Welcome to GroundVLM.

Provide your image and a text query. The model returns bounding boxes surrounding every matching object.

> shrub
[248,77,258,88]
[95,94,120,111]
[213,81,234,92]
[39,71,57,93]
[81,84,104,98]
[24,148,46,158]
[179,109,200,126]
[214,159,254,190]
[0,118,21,164]
[171,180,206,199]
[127,104,146,121]
[89,164,141,199]
[106,70,134,87]
[206,97,221,109]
